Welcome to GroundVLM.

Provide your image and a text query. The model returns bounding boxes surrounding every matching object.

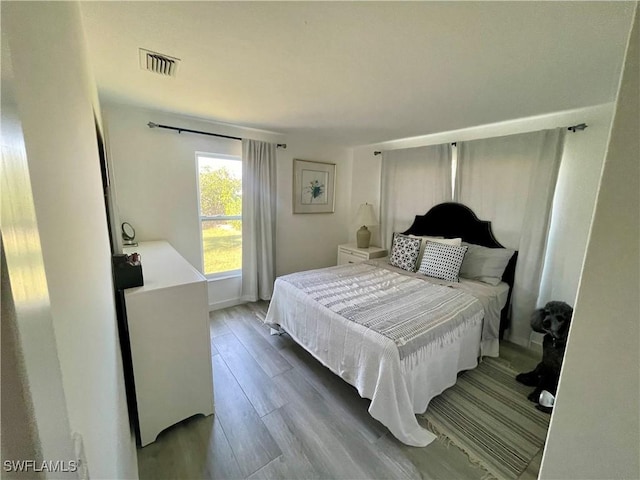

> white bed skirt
[265,279,484,447]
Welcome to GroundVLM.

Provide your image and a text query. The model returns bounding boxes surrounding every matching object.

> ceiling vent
[139,48,180,77]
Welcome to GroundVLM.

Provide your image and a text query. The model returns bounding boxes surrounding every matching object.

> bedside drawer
[338,249,367,265]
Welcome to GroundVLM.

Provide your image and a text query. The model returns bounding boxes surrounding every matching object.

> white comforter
[264,260,509,447]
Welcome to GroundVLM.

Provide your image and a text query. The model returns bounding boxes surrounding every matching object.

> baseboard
[528,340,543,355]
[504,331,544,354]
[504,334,529,348]
[528,331,545,354]
[209,298,244,312]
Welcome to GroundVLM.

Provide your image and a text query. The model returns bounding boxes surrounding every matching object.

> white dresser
[337,243,387,265]
[123,241,214,446]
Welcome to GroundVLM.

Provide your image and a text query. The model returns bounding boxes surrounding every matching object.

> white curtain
[380,144,452,248]
[241,139,277,301]
[455,128,566,345]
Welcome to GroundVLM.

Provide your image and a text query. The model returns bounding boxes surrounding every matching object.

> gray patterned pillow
[389,233,422,272]
[417,242,468,282]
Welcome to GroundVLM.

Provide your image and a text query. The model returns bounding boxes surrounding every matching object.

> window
[197,154,242,277]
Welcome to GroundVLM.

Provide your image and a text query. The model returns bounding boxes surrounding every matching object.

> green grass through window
[202,222,242,275]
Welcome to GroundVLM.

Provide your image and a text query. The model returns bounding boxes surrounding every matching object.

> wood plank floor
[138,302,543,480]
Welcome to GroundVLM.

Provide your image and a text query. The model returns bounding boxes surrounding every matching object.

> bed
[264,202,518,446]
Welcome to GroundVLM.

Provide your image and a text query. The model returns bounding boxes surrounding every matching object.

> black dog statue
[516,301,573,411]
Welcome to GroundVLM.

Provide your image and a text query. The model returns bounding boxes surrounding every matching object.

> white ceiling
[80,1,634,147]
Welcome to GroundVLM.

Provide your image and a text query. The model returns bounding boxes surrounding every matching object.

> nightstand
[337,243,387,265]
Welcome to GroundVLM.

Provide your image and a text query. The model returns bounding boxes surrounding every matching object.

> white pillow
[417,242,468,282]
[409,235,462,267]
[459,242,515,285]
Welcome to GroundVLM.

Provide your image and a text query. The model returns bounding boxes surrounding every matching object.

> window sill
[206,271,241,282]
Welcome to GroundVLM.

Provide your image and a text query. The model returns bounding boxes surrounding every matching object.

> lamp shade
[355,203,378,226]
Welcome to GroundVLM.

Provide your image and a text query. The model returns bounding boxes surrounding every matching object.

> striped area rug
[420,357,550,480]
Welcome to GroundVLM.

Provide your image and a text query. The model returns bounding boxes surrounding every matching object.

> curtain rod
[147,122,287,149]
[373,123,588,155]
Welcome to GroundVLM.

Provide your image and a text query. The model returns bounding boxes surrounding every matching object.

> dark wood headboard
[402,202,517,337]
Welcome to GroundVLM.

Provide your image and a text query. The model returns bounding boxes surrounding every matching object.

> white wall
[274,137,353,276]
[349,151,383,247]
[351,103,615,345]
[1,74,77,479]
[104,104,247,309]
[541,5,639,478]
[3,3,137,478]
[104,104,257,267]
[538,105,615,305]
[104,104,353,308]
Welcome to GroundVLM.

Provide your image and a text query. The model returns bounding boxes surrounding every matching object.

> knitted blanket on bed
[280,263,484,368]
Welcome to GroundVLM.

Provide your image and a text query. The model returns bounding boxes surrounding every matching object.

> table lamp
[355,203,378,248]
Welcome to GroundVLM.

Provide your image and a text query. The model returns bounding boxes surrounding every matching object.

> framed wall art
[293,159,336,213]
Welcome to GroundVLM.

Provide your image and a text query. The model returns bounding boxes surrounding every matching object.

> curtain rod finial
[148,122,158,128]
[277,143,287,149]
[568,123,588,133]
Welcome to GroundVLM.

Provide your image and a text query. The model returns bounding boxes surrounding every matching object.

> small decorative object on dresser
[337,243,387,265]
[121,221,138,246]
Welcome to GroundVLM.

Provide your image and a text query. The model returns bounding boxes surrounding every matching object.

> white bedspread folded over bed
[367,257,509,357]
[264,260,509,447]
[282,263,484,372]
